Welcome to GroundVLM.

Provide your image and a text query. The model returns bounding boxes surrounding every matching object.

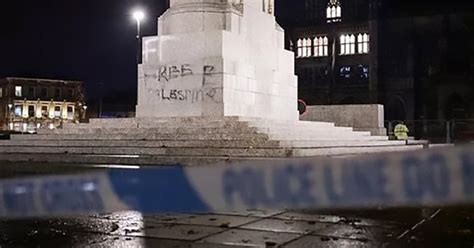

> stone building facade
[0,78,86,132]
[279,0,474,124]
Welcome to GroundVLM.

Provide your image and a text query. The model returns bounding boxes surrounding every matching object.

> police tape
[0,145,474,218]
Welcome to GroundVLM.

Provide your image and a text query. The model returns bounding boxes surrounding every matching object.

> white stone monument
[136,0,299,121]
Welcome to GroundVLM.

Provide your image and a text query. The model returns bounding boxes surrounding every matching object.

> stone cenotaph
[0,0,422,165]
[136,0,298,121]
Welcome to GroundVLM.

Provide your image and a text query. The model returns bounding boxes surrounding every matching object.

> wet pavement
[0,208,473,247]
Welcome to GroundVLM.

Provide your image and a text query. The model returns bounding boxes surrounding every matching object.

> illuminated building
[0,78,86,132]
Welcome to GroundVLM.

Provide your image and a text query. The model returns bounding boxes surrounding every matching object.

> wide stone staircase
[0,117,425,165]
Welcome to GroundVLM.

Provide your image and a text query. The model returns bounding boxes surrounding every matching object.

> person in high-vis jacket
[394,121,409,140]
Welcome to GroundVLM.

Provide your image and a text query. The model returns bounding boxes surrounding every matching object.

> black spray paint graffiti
[149,88,221,103]
[158,64,193,82]
[155,64,216,83]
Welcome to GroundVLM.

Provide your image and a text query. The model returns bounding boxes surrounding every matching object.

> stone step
[63,120,253,130]
[38,126,261,135]
[10,133,270,141]
[244,120,336,129]
[0,146,296,157]
[86,116,331,127]
[263,129,371,137]
[0,139,406,149]
[238,117,335,126]
[0,139,279,148]
[12,131,383,142]
[0,153,270,166]
[290,144,424,157]
[268,134,389,141]
[279,140,407,148]
[0,144,424,158]
[38,126,366,137]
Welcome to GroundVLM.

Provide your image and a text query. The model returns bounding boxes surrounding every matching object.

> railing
[385,119,474,144]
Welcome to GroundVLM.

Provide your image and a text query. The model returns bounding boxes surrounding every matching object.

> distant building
[278,0,474,139]
[0,78,86,132]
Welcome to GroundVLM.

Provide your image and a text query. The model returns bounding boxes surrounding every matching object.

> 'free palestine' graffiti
[149,88,221,103]
[145,64,216,83]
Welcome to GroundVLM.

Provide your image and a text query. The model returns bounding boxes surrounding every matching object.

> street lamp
[132,9,145,65]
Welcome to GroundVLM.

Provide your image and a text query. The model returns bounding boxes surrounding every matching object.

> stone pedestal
[136,0,298,121]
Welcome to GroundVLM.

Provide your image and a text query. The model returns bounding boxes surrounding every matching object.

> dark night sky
[0,0,167,100]
[0,0,469,101]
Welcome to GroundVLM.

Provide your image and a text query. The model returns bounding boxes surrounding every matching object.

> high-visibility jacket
[394,124,409,140]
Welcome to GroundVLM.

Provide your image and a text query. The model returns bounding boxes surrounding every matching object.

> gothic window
[340,34,356,55]
[297,38,312,58]
[357,33,369,54]
[297,39,303,57]
[313,37,329,57]
[327,0,341,23]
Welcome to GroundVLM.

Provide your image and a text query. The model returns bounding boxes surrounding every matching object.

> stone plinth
[301,105,387,136]
[136,0,298,121]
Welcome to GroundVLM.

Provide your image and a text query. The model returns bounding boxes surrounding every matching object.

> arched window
[297,39,303,57]
[305,38,312,57]
[297,38,312,58]
[327,0,341,22]
[357,33,369,54]
[313,36,329,57]
[340,34,355,55]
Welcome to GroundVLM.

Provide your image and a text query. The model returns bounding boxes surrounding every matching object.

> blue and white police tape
[1,145,474,217]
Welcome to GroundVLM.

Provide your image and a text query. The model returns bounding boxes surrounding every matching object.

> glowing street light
[133,10,145,27]
[132,9,145,65]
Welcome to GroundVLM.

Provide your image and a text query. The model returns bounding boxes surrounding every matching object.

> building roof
[3,77,83,85]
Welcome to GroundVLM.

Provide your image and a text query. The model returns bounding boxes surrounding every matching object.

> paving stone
[113,222,225,241]
[93,211,144,222]
[206,210,284,218]
[274,212,344,223]
[312,223,396,241]
[241,219,330,234]
[200,229,300,247]
[168,214,259,228]
[282,235,379,248]
[276,212,398,227]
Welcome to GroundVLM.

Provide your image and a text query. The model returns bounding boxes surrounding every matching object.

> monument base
[0,117,425,165]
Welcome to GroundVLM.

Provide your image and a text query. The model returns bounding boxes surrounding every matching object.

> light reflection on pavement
[1,208,473,247]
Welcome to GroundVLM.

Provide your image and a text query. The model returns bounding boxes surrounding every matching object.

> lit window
[67,106,74,119]
[54,106,61,117]
[327,0,341,22]
[15,86,22,97]
[14,105,22,117]
[340,34,356,55]
[297,39,303,57]
[296,38,312,58]
[313,37,329,57]
[357,33,370,54]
